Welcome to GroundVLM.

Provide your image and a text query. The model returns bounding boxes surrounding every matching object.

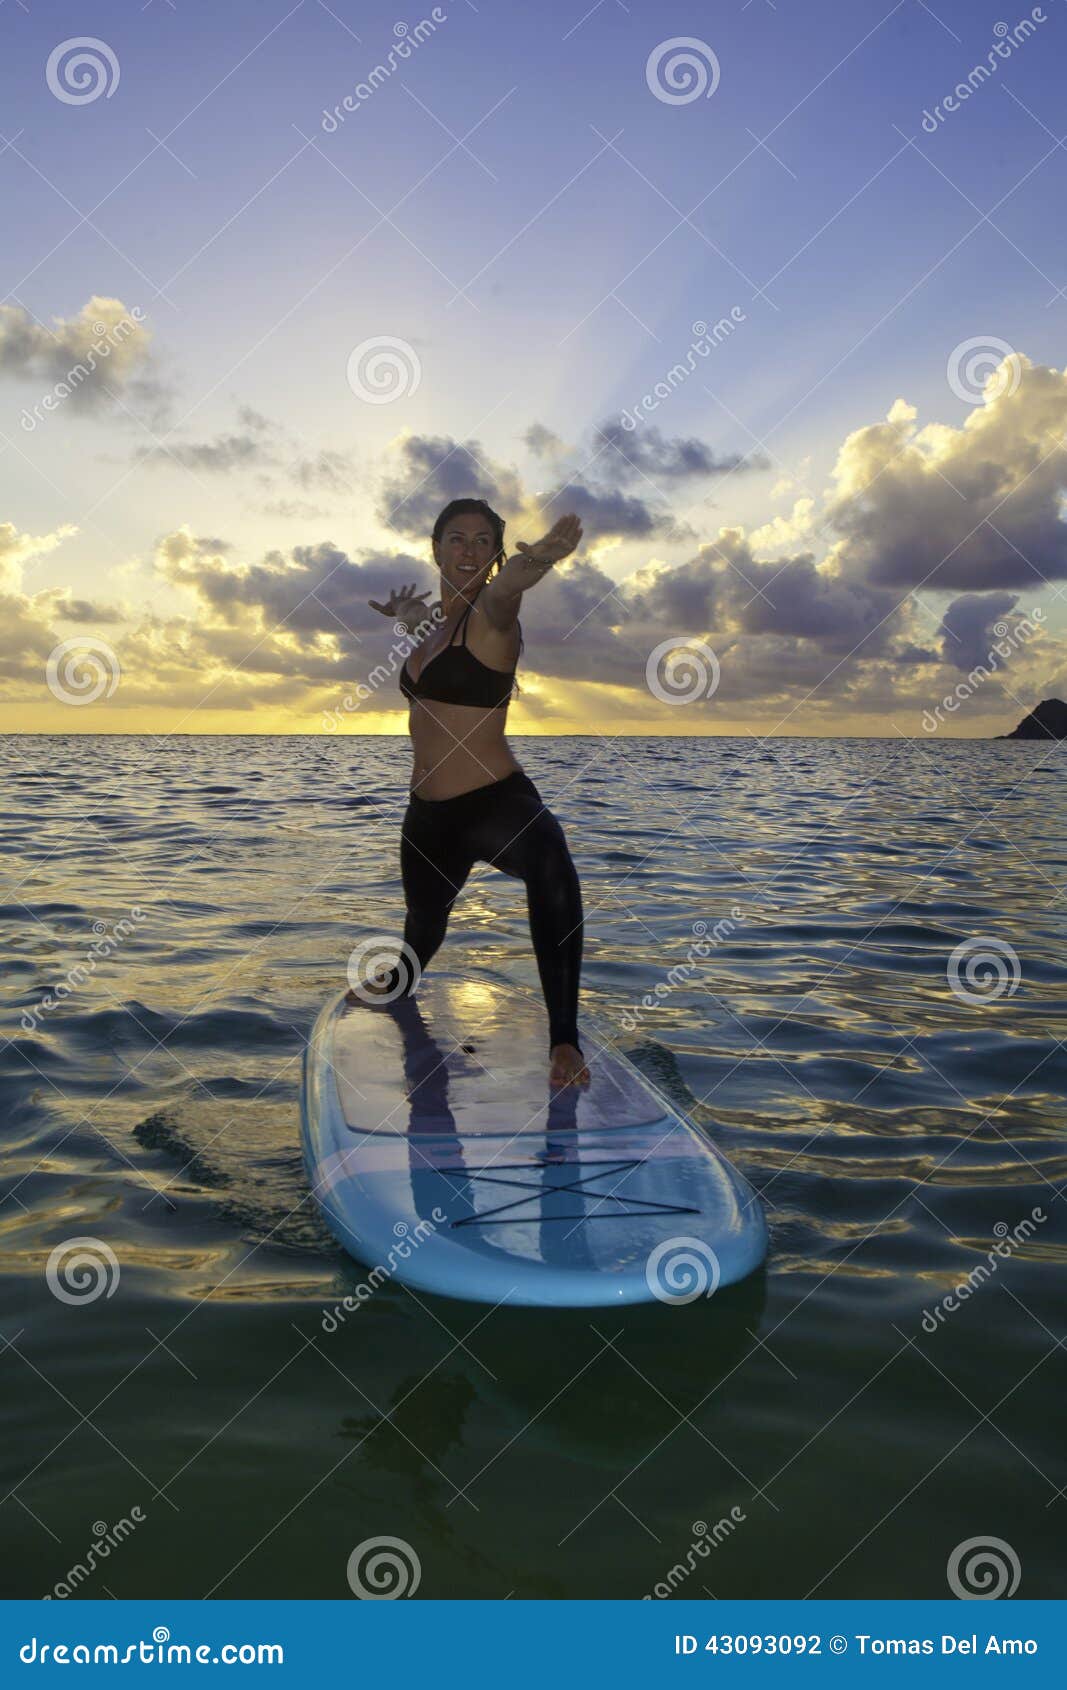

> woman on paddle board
[351,498,589,1089]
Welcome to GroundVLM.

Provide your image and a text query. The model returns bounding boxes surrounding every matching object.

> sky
[2,0,1067,736]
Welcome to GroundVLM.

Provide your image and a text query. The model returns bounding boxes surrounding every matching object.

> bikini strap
[456,594,478,648]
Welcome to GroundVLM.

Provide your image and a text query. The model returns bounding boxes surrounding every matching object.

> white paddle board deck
[301,969,767,1307]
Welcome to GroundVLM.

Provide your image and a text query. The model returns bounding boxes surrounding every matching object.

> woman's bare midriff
[408,702,522,799]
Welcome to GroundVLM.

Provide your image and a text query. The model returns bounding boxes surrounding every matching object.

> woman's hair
[431,497,507,574]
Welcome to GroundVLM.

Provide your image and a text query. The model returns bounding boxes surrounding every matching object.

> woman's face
[433,514,499,594]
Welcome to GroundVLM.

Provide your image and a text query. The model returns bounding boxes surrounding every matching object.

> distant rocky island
[998,697,1067,739]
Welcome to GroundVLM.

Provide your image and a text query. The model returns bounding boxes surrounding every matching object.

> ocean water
[1,733,1065,1601]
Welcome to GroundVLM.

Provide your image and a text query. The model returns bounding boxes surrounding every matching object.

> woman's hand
[485,513,583,615]
[514,513,582,571]
[368,583,442,632]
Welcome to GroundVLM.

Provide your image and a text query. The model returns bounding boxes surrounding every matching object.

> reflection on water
[1,733,1065,1599]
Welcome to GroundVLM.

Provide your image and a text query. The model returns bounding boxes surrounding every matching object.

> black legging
[385,769,583,1052]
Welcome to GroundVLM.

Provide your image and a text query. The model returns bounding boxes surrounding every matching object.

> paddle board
[301,967,767,1308]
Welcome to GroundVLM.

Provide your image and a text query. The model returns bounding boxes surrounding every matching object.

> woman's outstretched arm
[481,513,583,631]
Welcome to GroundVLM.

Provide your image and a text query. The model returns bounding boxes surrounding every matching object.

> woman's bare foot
[549,1043,590,1087]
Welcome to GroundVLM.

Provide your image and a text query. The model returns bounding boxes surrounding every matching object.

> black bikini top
[399,588,520,711]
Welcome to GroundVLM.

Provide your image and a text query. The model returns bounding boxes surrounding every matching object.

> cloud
[135,405,357,496]
[0,295,155,411]
[590,418,762,485]
[827,363,1067,591]
[377,432,526,537]
[9,352,1067,727]
[937,591,1024,671]
[378,432,692,545]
